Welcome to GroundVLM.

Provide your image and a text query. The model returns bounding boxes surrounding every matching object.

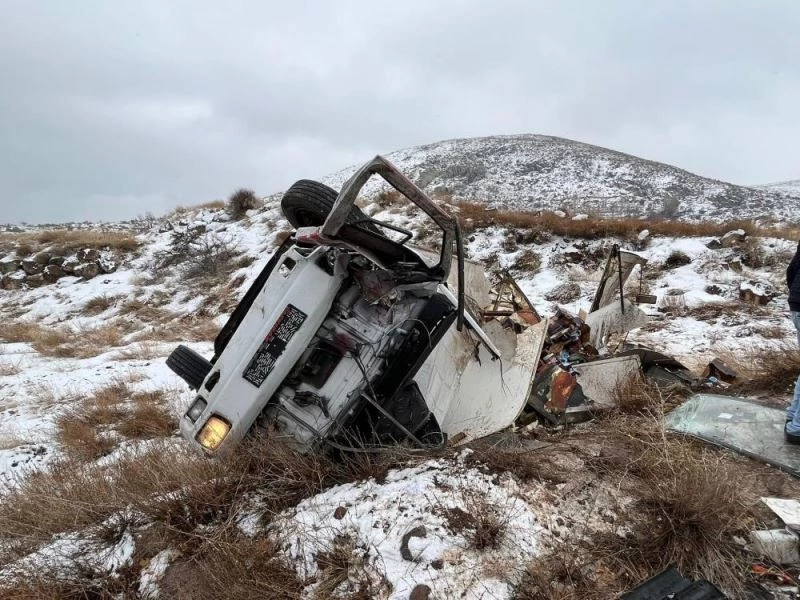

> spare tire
[167,344,213,390]
[281,179,375,230]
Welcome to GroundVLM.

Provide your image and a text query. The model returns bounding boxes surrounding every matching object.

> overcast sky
[1,1,798,223]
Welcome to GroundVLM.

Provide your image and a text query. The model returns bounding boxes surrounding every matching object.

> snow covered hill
[323,134,800,223]
[755,179,800,197]
[2,189,800,597]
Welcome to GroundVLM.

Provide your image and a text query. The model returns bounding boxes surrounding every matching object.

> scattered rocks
[409,584,431,600]
[99,257,117,274]
[48,255,65,266]
[706,238,723,250]
[74,262,100,280]
[21,258,43,275]
[43,264,65,283]
[32,251,52,265]
[721,229,747,248]
[26,273,45,288]
[545,282,581,303]
[739,281,775,306]
[77,248,101,262]
[1,273,24,290]
[704,284,724,296]
[664,250,691,268]
[61,256,80,274]
[0,257,20,274]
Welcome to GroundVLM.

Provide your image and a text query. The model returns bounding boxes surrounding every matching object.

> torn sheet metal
[528,365,585,425]
[590,247,648,312]
[762,498,800,532]
[484,275,542,326]
[418,318,547,445]
[665,394,800,478]
[621,566,727,600]
[572,355,642,408]
[616,347,696,388]
[584,299,650,350]
[527,355,641,424]
[702,358,738,384]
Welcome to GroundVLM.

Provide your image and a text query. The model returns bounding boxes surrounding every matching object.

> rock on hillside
[322,134,800,223]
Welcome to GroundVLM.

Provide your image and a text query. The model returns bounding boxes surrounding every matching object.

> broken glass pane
[665,394,800,478]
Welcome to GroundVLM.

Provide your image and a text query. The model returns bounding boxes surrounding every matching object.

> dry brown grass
[160,534,302,599]
[82,294,121,316]
[0,321,125,358]
[112,341,165,361]
[117,391,177,439]
[55,383,177,461]
[0,322,42,343]
[540,413,757,599]
[0,230,139,254]
[0,361,21,376]
[313,535,379,599]
[724,343,800,396]
[456,201,800,241]
[684,300,771,321]
[194,199,226,210]
[0,433,413,571]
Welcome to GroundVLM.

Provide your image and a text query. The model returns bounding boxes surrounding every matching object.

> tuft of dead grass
[82,294,121,316]
[721,343,800,396]
[456,201,800,241]
[160,534,302,599]
[0,230,139,255]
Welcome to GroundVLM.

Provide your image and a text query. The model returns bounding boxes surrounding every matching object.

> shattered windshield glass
[665,394,800,478]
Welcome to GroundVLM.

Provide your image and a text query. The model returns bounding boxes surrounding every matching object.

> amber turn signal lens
[195,415,231,451]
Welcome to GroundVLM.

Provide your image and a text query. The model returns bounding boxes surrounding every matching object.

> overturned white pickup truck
[167,156,545,455]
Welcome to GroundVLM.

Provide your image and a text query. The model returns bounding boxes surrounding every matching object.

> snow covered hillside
[323,135,800,223]
[756,179,800,197]
[1,194,800,598]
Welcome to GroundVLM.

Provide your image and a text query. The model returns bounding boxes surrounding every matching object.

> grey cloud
[0,0,798,223]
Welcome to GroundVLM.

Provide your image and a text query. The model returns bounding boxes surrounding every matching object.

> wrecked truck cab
[167,155,541,455]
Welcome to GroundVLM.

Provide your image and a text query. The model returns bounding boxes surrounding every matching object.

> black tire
[167,344,213,390]
[281,179,375,230]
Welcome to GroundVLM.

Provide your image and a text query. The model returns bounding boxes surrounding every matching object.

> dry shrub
[228,188,262,219]
[314,534,380,599]
[456,201,800,241]
[612,373,662,414]
[465,442,567,484]
[0,230,139,254]
[685,300,770,322]
[55,381,129,460]
[0,361,21,376]
[0,433,412,569]
[727,343,800,395]
[82,294,121,316]
[515,248,541,273]
[664,249,691,268]
[580,418,754,598]
[515,547,609,600]
[439,487,508,551]
[1,321,125,358]
[117,391,177,439]
[160,535,302,599]
[55,383,177,461]
[0,321,42,343]
[113,341,165,361]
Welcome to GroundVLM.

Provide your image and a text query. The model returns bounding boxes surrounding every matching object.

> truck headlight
[185,396,207,423]
[195,415,231,452]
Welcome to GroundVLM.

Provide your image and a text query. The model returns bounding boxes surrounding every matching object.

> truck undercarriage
[167,156,542,455]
